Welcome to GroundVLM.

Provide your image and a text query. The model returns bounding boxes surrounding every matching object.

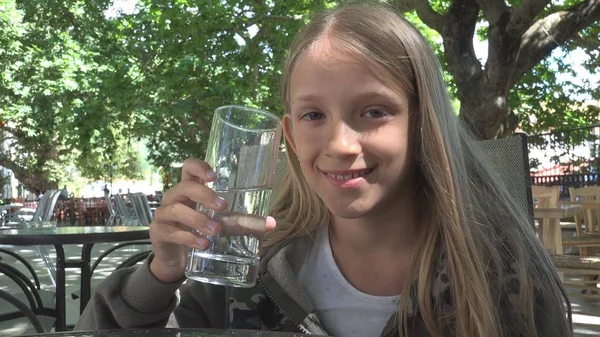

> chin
[325,203,374,220]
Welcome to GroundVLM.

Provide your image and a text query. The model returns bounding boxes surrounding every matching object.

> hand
[149,158,276,283]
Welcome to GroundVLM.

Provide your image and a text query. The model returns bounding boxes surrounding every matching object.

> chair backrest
[113,194,131,218]
[477,134,535,228]
[531,185,560,207]
[569,186,600,202]
[41,190,61,221]
[273,149,288,190]
[30,192,50,222]
[154,191,164,204]
[0,289,45,333]
[272,134,535,228]
[30,190,60,222]
[569,186,600,233]
[105,194,116,216]
[130,193,153,227]
[235,144,273,189]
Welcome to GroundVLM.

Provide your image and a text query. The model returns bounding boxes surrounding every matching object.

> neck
[329,193,422,256]
[327,188,423,296]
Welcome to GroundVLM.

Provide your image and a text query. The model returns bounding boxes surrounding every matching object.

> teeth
[328,169,371,180]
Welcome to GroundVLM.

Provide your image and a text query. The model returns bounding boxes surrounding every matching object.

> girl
[76,2,572,336]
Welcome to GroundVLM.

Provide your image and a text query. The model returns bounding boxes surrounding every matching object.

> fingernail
[205,170,216,180]
[207,220,218,231]
[195,237,206,247]
[215,196,226,207]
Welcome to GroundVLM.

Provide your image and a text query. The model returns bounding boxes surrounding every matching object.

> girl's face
[283,43,417,220]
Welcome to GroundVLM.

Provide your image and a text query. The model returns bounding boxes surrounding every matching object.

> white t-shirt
[297,225,400,337]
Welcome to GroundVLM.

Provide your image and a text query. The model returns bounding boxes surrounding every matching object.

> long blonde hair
[267,2,571,336]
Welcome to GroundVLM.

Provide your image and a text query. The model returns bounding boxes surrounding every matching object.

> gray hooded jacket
[75,234,568,336]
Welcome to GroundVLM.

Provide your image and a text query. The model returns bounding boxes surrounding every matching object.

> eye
[300,111,325,121]
[363,109,390,119]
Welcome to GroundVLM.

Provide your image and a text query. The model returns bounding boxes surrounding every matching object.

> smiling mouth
[323,168,375,180]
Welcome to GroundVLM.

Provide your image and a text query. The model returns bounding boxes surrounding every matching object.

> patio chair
[0,260,56,334]
[6,191,56,224]
[3,190,61,287]
[104,194,117,226]
[236,144,273,189]
[0,289,47,335]
[129,193,153,227]
[114,194,137,225]
[273,149,288,191]
[71,194,151,301]
[532,185,561,208]
[154,191,164,204]
[476,134,535,228]
[70,240,151,300]
[569,186,600,235]
[530,185,562,245]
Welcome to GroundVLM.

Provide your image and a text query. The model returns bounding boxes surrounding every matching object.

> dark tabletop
[0,224,149,245]
[24,329,310,337]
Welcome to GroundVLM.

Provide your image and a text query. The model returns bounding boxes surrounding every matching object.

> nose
[324,120,361,159]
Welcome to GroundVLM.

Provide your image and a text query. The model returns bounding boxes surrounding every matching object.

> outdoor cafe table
[534,204,583,255]
[23,328,309,337]
[0,223,149,331]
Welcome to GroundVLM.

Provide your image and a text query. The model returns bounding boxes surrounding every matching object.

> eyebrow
[291,90,402,105]
[291,94,321,104]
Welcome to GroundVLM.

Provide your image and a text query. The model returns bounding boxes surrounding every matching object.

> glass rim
[214,105,282,133]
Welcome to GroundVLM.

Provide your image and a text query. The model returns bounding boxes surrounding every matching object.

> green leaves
[1,0,598,192]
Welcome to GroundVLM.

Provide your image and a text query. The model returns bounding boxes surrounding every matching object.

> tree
[0,0,143,193]
[95,0,335,171]
[110,0,599,160]
[2,0,598,193]
[395,0,600,139]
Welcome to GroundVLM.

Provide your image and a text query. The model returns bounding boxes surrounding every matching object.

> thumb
[266,216,276,232]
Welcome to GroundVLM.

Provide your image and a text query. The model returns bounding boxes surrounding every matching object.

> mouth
[322,167,375,181]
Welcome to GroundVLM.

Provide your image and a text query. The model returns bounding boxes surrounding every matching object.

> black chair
[0,260,56,333]
[0,289,46,335]
[477,133,535,228]
[71,242,152,300]
[0,248,42,290]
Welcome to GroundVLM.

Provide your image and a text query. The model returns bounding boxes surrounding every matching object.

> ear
[282,113,297,154]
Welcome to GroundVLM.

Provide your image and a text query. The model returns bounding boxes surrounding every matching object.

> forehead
[290,36,407,96]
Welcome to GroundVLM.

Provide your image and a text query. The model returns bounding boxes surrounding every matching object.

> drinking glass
[185,105,282,287]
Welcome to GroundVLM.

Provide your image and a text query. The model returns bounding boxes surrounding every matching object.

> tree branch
[508,0,551,36]
[476,0,509,23]
[0,155,25,180]
[0,124,26,140]
[441,0,483,94]
[570,30,600,51]
[246,15,300,27]
[510,0,600,87]
[394,0,446,33]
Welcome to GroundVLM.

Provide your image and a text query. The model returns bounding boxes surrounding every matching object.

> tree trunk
[396,0,600,139]
[0,158,57,196]
[17,172,56,196]
[457,83,512,140]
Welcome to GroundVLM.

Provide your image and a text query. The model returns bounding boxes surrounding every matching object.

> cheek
[377,124,412,166]
[292,128,319,159]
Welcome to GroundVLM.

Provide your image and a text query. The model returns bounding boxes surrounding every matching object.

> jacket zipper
[258,277,313,334]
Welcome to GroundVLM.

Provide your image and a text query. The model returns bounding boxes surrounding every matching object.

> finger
[150,221,210,250]
[181,158,216,183]
[217,212,272,238]
[266,216,276,232]
[154,203,221,235]
[161,181,228,211]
